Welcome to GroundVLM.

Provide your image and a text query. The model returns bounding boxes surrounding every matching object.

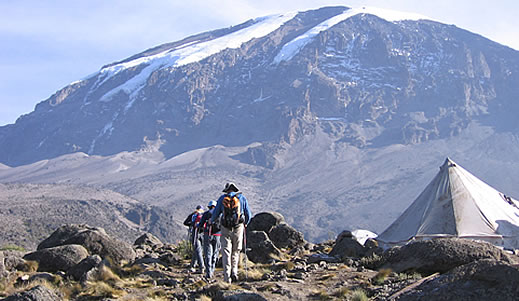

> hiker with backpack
[197,200,221,279]
[210,182,251,283]
[183,205,205,273]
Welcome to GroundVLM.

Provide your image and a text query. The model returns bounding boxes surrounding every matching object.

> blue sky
[1,0,518,126]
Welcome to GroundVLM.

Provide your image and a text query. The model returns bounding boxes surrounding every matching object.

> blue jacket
[211,192,252,226]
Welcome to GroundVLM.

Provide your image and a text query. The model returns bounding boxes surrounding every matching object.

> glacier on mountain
[93,12,298,102]
[273,6,431,64]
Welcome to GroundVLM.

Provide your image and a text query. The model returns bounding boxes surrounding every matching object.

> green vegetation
[351,289,368,301]
[333,287,350,299]
[176,239,192,260]
[0,244,25,252]
[372,268,392,285]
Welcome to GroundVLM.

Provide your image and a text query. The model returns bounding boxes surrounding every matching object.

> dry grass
[398,271,422,281]
[311,289,332,300]
[97,265,122,285]
[147,288,169,300]
[257,283,276,291]
[200,294,212,301]
[119,264,145,277]
[372,268,392,285]
[59,282,82,300]
[317,273,336,281]
[3,277,56,297]
[359,253,382,269]
[79,281,126,299]
[351,289,368,301]
[239,264,271,281]
[122,276,154,289]
[0,244,26,252]
[18,260,39,273]
[333,287,350,299]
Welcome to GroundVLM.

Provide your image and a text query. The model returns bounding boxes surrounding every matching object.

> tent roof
[377,158,519,247]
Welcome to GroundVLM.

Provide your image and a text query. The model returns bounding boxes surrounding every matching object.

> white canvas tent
[377,158,519,250]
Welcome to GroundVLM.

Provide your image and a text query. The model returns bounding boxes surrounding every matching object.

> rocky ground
[1,212,519,300]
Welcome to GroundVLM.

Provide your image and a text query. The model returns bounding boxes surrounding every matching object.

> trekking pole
[243,225,248,281]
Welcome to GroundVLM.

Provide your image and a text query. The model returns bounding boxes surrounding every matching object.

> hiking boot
[231,274,238,282]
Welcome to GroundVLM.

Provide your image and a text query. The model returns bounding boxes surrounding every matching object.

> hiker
[211,182,251,283]
[197,200,221,279]
[183,205,205,273]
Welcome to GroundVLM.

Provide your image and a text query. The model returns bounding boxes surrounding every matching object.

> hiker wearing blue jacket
[211,182,251,283]
[197,200,221,279]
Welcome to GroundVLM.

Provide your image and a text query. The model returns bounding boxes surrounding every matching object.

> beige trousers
[220,223,244,282]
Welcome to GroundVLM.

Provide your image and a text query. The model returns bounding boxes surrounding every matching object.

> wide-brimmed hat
[222,182,239,193]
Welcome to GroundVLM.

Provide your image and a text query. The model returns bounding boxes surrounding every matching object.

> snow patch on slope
[96,12,298,102]
[273,6,431,64]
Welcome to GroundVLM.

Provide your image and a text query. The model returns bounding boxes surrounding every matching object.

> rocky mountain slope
[2,123,519,243]
[0,183,184,249]
[1,5,519,243]
[1,6,518,167]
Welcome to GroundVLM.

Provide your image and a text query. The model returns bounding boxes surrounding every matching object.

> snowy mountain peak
[93,11,298,102]
[274,6,432,63]
[1,5,518,168]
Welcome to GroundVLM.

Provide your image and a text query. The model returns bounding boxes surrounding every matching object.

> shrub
[333,287,350,298]
[359,253,382,269]
[372,268,392,285]
[176,240,192,260]
[351,289,368,301]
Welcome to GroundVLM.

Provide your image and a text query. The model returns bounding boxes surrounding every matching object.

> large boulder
[134,233,163,248]
[268,223,305,250]
[3,285,61,301]
[379,238,519,274]
[246,231,282,264]
[247,212,284,234]
[67,255,103,281]
[399,259,519,301]
[329,231,366,259]
[38,224,135,264]
[23,244,89,273]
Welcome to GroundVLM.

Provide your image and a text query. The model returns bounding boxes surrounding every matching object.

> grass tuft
[19,260,39,273]
[97,265,122,285]
[200,294,212,301]
[176,239,192,260]
[351,289,368,301]
[79,281,125,299]
[318,273,336,281]
[333,286,350,298]
[311,289,332,300]
[372,268,392,285]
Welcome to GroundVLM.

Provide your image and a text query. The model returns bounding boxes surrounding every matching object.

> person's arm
[211,195,224,223]
[198,212,209,229]
[241,194,252,225]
